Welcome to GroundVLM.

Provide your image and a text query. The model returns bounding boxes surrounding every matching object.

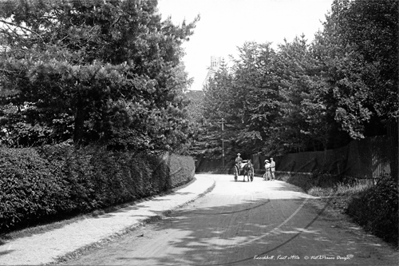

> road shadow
[110,184,396,266]
[0,249,14,256]
[62,176,398,266]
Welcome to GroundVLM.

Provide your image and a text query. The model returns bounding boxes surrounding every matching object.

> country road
[62,174,398,266]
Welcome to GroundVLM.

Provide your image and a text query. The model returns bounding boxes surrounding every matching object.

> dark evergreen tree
[0,0,198,152]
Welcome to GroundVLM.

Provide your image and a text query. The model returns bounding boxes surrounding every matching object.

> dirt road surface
[61,174,398,266]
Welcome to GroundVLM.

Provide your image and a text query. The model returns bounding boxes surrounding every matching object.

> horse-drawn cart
[233,160,254,182]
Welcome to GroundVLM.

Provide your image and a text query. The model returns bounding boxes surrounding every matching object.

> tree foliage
[197,0,398,161]
[314,0,398,138]
[0,0,198,152]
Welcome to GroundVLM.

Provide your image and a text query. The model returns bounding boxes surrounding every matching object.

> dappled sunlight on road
[271,227,321,235]
[63,173,399,266]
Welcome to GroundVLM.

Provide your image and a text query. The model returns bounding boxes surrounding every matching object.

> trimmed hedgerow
[0,145,195,233]
[0,148,70,230]
[168,153,196,187]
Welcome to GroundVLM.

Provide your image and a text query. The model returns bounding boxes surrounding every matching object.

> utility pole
[221,118,225,171]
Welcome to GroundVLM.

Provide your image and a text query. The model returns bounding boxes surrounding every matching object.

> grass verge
[307,179,398,248]
[308,181,373,210]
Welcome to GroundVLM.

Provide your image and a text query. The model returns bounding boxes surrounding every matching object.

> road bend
[62,174,398,266]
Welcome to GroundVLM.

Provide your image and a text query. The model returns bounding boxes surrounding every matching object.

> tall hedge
[0,145,195,233]
[0,148,67,229]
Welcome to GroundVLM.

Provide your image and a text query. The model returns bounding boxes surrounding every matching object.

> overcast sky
[157,0,334,91]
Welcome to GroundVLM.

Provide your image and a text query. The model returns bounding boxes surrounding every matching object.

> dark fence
[196,136,394,181]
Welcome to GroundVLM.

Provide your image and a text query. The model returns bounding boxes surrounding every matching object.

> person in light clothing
[264,159,271,180]
[270,157,276,180]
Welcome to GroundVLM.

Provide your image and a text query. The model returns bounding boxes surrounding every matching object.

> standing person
[235,153,243,172]
[270,157,276,180]
[264,159,271,181]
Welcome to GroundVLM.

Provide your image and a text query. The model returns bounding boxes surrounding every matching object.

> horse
[234,160,254,182]
[242,160,254,182]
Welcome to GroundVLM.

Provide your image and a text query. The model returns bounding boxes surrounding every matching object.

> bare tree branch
[0,19,44,41]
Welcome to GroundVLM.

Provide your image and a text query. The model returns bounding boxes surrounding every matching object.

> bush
[287,170,398,246]
[346,175,398,246]
[0,145,195,233]
[147,152,172,192]
[39,145,164,210]
[0,148,69,230]
[37,143,97,213]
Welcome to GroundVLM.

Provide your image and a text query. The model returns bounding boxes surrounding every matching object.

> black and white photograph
[0,0,398,265]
